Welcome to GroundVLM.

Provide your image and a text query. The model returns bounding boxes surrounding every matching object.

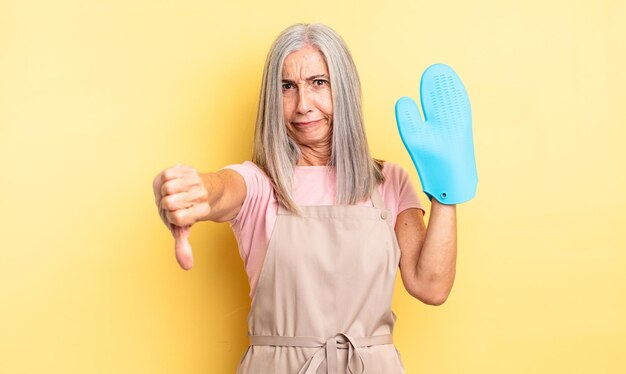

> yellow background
[1,0,625,372]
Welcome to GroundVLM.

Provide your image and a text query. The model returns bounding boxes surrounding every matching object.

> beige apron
[236,187,406,373]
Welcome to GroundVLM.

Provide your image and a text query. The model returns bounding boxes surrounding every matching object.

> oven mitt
[395,63,477,204]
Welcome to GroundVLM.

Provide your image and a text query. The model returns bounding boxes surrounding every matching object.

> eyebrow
[282,74,329,82]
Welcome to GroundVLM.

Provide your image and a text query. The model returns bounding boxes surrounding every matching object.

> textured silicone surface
[395,63,477,204]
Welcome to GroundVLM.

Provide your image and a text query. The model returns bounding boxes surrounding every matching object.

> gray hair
[252,23,384,213]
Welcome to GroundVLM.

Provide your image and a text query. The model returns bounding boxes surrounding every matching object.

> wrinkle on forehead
[282,45,329,82]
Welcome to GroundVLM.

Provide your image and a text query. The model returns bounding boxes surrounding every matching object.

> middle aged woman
[153,23,457,373]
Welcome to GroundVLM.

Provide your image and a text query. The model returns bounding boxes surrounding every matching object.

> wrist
[431,198,457,209]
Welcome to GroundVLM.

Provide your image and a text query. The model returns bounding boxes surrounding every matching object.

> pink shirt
[222,161,426,299]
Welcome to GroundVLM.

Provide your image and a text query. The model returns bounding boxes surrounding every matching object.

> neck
[296,144,331,166]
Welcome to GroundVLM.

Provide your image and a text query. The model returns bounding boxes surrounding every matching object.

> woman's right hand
[152,164,211,270]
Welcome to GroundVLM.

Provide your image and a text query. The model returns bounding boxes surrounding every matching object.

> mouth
[292,119,323,126]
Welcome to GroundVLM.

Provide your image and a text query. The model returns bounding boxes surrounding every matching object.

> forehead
[282,45,329,78]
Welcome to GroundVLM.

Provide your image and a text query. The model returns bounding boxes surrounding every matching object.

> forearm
[415,200,457,304]
[198,169,246,223]
[198,172,224,221]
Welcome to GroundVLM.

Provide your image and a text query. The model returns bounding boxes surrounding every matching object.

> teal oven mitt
[395,63,477,204]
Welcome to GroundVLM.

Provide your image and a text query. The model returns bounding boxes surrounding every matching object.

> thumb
[395,96,425,143]
[173,225,194,270]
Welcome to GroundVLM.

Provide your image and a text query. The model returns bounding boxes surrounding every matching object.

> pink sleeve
[220,161,276,264]
[395,165,425,215]
[381,162,426,227]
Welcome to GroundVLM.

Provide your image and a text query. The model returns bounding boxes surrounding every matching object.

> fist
[152,164,211,270]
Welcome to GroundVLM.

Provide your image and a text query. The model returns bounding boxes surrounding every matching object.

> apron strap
[370,185,384,210]
[277,201,290,215]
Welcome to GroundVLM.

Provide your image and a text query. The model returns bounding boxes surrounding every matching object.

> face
[282,45,333,149]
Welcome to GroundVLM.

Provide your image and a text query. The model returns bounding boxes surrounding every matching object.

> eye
[282,82,295,90]
[313,79,328,86]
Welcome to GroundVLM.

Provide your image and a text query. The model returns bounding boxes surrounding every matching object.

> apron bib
[237,188,406,373]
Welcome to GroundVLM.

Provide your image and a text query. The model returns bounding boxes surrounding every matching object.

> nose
[296,86,312,114]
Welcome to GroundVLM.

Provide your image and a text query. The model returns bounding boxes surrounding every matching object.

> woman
[153,23,458,373]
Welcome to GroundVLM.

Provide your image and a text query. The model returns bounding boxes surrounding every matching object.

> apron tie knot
[299,333,366,374]
[249,333,393,374]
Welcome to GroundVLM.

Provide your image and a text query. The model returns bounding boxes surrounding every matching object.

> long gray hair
[252,23,384,213]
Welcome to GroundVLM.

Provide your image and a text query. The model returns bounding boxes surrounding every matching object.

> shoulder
[377,160,425,221]
[380,161,412,185]
[222,161,273,191]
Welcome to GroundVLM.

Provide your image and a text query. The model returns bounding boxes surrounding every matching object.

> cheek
[282,97,293,118]
[322,93,333,116]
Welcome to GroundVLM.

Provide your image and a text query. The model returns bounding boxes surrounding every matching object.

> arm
[395,201,457,306]
[198,169,246,223]
[393,64,474,304]
[155,166,246,225]
[153,164,246,269]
